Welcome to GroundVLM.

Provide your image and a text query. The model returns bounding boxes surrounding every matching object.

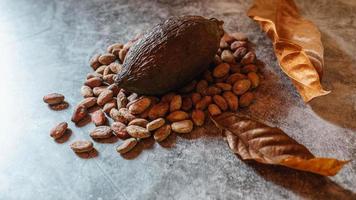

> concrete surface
[0,0,355,199]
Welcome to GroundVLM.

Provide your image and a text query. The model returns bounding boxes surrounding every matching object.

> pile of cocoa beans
[47,32,263,155]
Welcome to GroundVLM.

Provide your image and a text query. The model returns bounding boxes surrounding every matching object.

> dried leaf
[247,0,330,102]
[212,112,349,176]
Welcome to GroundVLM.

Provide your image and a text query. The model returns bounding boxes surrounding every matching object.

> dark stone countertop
[0,0,355,199]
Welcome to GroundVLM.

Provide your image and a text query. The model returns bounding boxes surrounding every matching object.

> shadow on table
[309,32,356,131]
[247,161,356,199]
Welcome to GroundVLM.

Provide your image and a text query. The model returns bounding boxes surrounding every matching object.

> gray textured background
[0,0,355,199]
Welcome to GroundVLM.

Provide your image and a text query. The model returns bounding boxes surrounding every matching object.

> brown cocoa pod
[208,104,222,116]
[116,138,137,154]
[232,79,251,95]
[154,124,172,142]
[223,91,239,111]
[43,93,65,105]
[90,126,113,139]
[178,80,197,94]
[213,63,230,78]
[102,99,117,114]
[71,105,88,123]
[98,53,116,65]
[170,95,182,112]
[126,125,150,138]
[171,120,193,134]
[191,110,205,126]
[129,97,151,114]
[81,85,94,98]
[146,118,165,131]
[195,96,212,110]
[91,110,106,126]
[89,54,101,70]
[239,92,254,107]
[85,77,102,88]
[181,96,193,111]
[241,51,256,65]
[97,89,113,106]
[128,118,149,127]
[226,73,247,85]
[166,111,189,122]
[70,140,93,153]
[50,122,68,139]
[213,95,228,111]
[111,122,130,139]
[148,102,169,120]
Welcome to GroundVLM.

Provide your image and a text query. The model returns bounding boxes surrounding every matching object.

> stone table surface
[0,0,355,199]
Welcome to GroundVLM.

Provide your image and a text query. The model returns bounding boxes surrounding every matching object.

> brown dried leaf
[247,0,330,102]
[212,112,349,176]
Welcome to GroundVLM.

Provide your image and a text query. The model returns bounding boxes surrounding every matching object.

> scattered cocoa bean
[43,93,65,105]
[116,138,137,154]
[213,95,228,111]
[129,97,151,114]
[146,118,165,131]
[148,102,169,120]
[89,54,101,70]
[91,110,106,126]
[50,122,68,139]
[154,124,171,142]
[170,95,182,112]
[81,85,94,98]
[232,79,251,95]
[222,91,239,111]
[111,122,130,139]
[191,110,205,126]
[98,53,116,65]
[208,104,222,116]
[97,89,113,106]
[85,77,102,88]
[167,111,189,122]
[129,118,149,127]
[126,125,151,138]
[90,126,113,139]
[71,105,88,123]
[49,102,69,111]
[239,92,254,107]
[70,140,94,153]
[171,120,193,134]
